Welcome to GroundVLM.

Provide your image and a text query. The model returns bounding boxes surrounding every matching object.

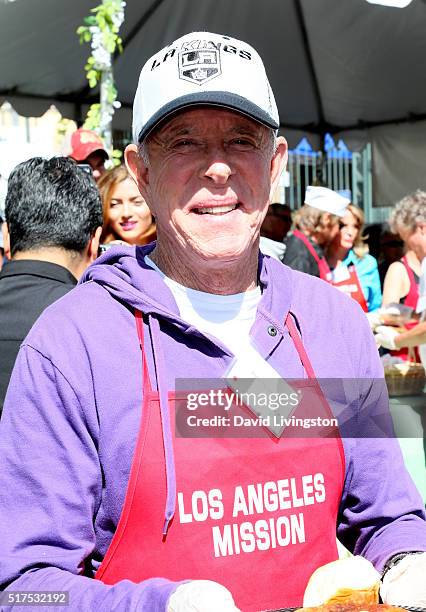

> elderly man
[282,185,350,280]
[1,32,426,611]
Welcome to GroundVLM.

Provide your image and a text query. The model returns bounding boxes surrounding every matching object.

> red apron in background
[96,312,345,611]
[330,264,368,312]
[292,229,332,282]
[390,256,420,362]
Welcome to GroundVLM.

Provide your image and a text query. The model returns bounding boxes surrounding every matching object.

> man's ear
[2,222,11,260]
[269,136,288,202]
[125,144,149,198]
[89,226,103,262]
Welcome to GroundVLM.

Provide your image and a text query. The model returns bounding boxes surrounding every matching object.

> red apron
[330,265,368,312]
[96,312,345,611]
[390,256,420,362]
[292,229,331,282]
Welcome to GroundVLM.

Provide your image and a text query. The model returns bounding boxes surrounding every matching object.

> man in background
[69,127,109,180]
[0,156,102,412]
[282,186,349,279]
[259,202,292,260]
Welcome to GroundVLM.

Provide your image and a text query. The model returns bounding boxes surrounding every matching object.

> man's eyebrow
[228,125,262,136]
[154,122,264,141]
[156,125,193,140]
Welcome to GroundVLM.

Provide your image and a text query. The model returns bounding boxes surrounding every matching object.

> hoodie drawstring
[146,314,177,536]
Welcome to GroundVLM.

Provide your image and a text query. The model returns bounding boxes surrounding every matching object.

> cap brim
[137,91,279,142]
[70,144,109,162]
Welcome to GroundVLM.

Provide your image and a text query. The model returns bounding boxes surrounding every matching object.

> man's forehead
[152,107,267,138]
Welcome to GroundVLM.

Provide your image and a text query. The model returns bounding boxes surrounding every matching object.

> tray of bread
[381,354,426,397]
[293,605,422,611]
[268,602,422,610]
[264,556,425,612]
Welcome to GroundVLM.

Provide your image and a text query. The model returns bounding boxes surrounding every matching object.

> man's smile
[192,204,240,215]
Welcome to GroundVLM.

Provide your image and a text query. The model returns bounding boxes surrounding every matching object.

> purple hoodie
[0,244,425,611]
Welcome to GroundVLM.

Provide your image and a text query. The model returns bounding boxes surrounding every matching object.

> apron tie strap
[285,312,316,379]
[135,310,176,536]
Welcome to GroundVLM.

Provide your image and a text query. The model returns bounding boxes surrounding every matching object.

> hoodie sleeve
[0,345,182,611]
[337,306,426,571]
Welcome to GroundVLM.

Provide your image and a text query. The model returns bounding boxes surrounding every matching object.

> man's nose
[201,153,234,184]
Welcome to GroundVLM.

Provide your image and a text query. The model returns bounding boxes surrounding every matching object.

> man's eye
[173,139,198,149]
[230,138,256,148]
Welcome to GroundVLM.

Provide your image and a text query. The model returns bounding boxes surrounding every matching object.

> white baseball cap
[132,31,279,143]
[304,186,350,217]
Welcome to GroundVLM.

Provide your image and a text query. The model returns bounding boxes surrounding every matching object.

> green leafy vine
[77,0,125,162]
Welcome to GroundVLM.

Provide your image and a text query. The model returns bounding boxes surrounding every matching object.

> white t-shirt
[259,236,285,261]
[145,256,281,378]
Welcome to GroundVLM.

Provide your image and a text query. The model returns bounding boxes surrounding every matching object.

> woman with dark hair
[326,204,381,312]
[98,165,156,246]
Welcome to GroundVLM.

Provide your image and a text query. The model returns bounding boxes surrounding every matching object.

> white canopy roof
[1,0,426,207]
[1,0,425,132]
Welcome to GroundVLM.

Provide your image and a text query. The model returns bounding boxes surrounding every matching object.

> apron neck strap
[293,229,321,263]
[285,312,316,379]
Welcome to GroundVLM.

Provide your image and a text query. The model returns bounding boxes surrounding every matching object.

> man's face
[317,213,339,246]
[126,107,287,267]
[85,151,107,181]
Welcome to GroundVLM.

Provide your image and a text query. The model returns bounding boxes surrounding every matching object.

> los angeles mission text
[177,474,326,558]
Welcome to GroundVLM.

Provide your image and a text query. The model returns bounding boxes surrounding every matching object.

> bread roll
[303,556,381,608]
[297,605,405,611]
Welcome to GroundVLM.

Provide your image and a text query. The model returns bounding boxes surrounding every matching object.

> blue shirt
[342,250,382,312]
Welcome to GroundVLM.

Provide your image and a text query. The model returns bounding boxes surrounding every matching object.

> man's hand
[374,326,400,350]
[380,552,426,607]
[167,580,240,612]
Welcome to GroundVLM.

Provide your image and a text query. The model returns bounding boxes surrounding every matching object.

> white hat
[304,186,350,217]
[132,32,279,143]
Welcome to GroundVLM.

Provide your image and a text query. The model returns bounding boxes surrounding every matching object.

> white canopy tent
[1,0,426,206]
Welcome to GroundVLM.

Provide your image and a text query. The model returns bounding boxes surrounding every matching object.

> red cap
[69,128,109,161]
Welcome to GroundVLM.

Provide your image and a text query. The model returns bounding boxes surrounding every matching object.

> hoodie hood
[82,243,183,325]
